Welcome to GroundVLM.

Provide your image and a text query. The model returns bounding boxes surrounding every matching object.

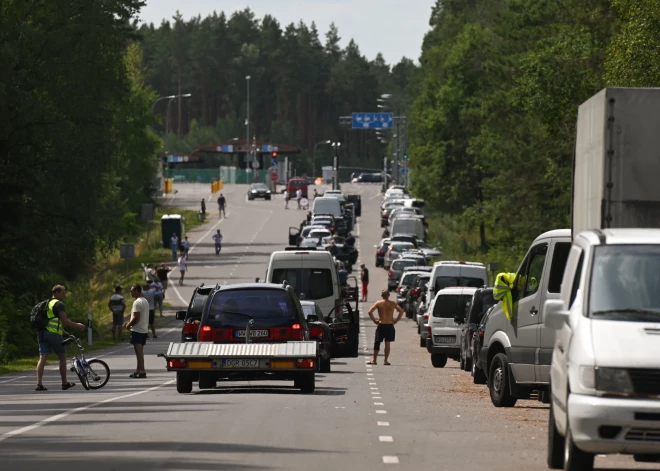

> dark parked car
[406,273,431,318]
[175,284,216,342]
[375,238,391,267]
[300,301,333,372]
[456,287,495,372]
[345,194,361,217]
[247,183,272,200]
[471,305,495,384]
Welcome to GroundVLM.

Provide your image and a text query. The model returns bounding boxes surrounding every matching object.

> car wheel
[472,357,487,384]
[431,353,447,368]
[198,373,217,390]
[176,371,193,394]
[547,397,565,469]
[459,350,466,370]
[564,421,594,471]
[296,372,315,394]
[488,353,517,407]
[464,354,472,372]
[320,357,331,373]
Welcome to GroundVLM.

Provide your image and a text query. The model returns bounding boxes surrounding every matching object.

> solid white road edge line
[0,376,26,384]
[0,379,176,443]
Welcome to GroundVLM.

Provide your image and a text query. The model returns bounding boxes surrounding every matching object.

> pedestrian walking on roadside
[170,233,179,261]
[145,264,156,282]
[142,283,157,339]
[125,284,149,378]
[156,263,170,297]
[108,285,126,341]
[35,285,86,391]
[360,264,369,302]
[182,236,190,259]
[178,252,187,285]
[367,289,404,365]
[153,280,164,317]
[296,188,302,209]
[217,193,227,219]
[201,198,206,217]
[284,191,290,209]
[212,229,223,256]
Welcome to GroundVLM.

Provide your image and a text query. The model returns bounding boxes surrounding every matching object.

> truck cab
[481,229,572,407]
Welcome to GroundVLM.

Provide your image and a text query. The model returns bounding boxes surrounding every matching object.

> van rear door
[326,304,359,358]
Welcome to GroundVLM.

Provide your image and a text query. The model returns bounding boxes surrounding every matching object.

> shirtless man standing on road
[367,289,404,365]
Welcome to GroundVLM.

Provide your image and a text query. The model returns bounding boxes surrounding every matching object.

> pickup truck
[160,282,320,394]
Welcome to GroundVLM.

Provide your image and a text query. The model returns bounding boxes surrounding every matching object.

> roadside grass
[0,207,202,376]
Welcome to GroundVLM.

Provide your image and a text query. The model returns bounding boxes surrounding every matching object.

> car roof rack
[434,260,485,267]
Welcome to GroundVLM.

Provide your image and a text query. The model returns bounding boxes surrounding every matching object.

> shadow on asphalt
[194,385,347,396]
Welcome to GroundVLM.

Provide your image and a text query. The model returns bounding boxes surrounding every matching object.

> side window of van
[569,252,584,309]
[515,243,548,299]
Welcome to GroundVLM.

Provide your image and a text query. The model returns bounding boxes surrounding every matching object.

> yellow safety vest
[494,272,516,321]
[45,298,63,335]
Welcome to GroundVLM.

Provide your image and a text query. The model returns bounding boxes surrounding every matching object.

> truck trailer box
[573,87,660,237]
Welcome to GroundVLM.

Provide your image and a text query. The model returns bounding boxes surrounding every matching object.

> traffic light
[403,153,408,160]
[272,151,278,157]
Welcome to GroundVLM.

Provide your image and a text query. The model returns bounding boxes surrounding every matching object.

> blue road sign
[219,145,233,153]
[271,159,278,167]
[352,112,394,130]
[400,167,408,175]
[261,144,273,152]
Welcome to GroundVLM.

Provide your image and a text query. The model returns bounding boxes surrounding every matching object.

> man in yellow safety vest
[35,285,86,391]
[494,272,539,321]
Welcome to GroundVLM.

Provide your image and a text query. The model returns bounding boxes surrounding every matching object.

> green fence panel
[166,168,269,185]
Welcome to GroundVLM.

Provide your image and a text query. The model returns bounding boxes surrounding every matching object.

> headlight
[596,367,635,395]
[251,190,257,193]
[267,190,271,193]
[579,365,595,389]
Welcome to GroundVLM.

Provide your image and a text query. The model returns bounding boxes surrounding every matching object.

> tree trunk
[177,64,182,136]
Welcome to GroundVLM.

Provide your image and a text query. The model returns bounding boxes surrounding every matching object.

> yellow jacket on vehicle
[494,272,516,321]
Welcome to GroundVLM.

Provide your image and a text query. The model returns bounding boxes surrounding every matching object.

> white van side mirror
[544,299,569,330]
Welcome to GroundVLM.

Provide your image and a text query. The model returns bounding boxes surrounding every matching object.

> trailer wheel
[198,373,217,390]
[320,358,331,373]
[176,371,193,394]
[296,372,315,393]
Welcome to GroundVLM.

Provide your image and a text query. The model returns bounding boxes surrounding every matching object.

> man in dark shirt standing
[361,263,369,302]
[36,285,85,391]
[345,232,356,247]
[217,193,227,219]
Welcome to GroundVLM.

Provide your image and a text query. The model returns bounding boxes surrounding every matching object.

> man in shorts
[35,285,86,391]
[125,284,149,378]
[367,289,404,365]
[108,285,126,341]
[217,193,227,219]
[142,283,157,339]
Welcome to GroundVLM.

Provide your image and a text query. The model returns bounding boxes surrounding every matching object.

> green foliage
[0,1,160,362]
[140,12,421,167]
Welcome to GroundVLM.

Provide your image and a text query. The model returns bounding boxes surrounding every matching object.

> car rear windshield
[188,290,211,318]
[391,243,414,253]
[289,180,306,187]
[271,268,334,300]
[433,294,472,318]
[392,260,417,270]
[206,289,297,326]
[434,276,485,291]
[401,273,420,286]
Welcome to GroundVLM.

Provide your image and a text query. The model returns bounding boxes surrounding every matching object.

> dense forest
[0,0,160,361]
[138,10,420,172]
[409,0,660,269]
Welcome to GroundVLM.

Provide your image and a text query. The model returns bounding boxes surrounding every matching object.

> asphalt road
[0,183,656,471]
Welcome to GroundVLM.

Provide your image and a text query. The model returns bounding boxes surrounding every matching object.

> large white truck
[480,87,660,409]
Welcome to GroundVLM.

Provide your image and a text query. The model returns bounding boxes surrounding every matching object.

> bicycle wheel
[85,359,110,390]
[75,360,90,390]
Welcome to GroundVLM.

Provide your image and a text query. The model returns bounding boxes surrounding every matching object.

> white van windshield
[272,268,334,300]
[589,245,660,322]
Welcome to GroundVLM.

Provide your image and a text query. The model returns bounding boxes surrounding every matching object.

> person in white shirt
[178,253,187,285]
[296,188,302,209]
[142,283,157,339]
[125,284,150,378]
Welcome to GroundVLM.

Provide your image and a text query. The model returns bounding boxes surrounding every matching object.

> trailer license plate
[234,329,269,338]
[435,335,456,344]
[221,359,260,368]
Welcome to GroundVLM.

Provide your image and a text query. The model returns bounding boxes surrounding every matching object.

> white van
[266,250,341,317]
[426,287,477,367]
[312,197,342,218]
[390,217,425,240]
[428,261,488,301]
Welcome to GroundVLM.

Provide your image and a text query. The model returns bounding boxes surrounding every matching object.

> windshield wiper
[592,308,660,319]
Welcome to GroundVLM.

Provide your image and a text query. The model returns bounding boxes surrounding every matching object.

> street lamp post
[312,140,332,179]
[246,76,251,164]
[165,93,192,136]
[152,95,175,113]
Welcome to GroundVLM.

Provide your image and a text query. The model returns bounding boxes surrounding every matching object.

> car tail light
[479,331,484,338]
[199,325,212,342]
[168,359,186,368]
[397,287,402,294]
[427,324,432,335]
[412,288,420,296]
[309,327,324,339]
[424,313,429,320]
[297,358,315,369]
[377,250,384,255]
[183,323,199,335]
[388,269,393,278]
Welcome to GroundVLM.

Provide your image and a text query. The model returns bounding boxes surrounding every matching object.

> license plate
[221,359,260,368]
[234,329,269,338]
[435,335,456,344]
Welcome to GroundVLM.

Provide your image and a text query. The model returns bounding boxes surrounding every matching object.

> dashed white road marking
[373,396,382,399]
[374,402,384,406]
[369,382,377,385]
[0,376,26,384]
[379,436,393,442]
[378,422,390,426]
[382,456,399,464]
[376,410,387,414]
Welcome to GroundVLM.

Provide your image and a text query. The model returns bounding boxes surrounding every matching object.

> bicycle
[61,335,111,390]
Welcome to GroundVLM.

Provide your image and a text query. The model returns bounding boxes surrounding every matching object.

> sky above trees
[137,0,435,64]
